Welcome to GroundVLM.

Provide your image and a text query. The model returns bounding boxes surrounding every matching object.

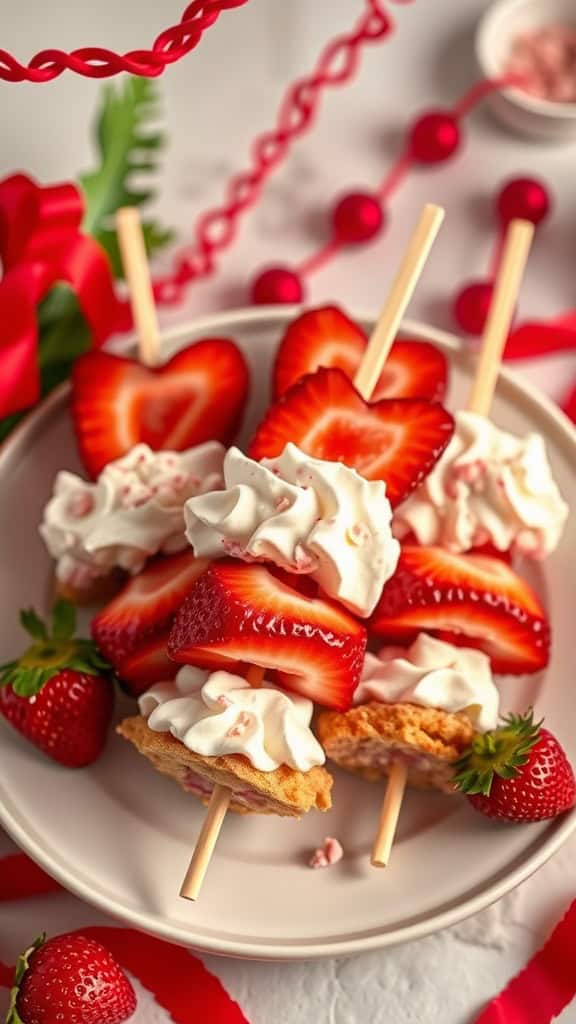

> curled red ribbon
[0,173,127,420]
[474,898,576,1024]
[0,852,61,902]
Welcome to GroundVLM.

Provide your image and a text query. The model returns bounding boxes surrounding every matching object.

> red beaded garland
[496,177,551,226]
[454,281,494,335]
[250,266,305,305]
[332,191,384,243]
[408,111,461,164]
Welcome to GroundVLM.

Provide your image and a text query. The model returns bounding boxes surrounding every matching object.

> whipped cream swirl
[354,633,500,733]
[40,442,225,588]
[395,411,568,557]
[184,442,400,617]
[139,665,326,772]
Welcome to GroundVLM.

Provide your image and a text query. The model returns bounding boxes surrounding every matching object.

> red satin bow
[0,173,127,420]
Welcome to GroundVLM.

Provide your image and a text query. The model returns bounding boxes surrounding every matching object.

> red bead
[496,177,551,226]
[453,281,494,336]
[332,191,384,244]
[409,111,461,164]
[250,266,304,305]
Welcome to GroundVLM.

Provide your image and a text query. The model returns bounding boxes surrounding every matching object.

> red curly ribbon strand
[81,928,249,1023]
[0,0,250,83]
[473,899,576,1024]
[153,0,397,305]
[0,852,61,901]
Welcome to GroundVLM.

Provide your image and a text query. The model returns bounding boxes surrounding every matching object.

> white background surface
[0,1,575,1022]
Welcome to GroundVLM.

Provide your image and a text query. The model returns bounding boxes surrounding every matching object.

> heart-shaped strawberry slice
[72,339,249,477]
[250,367,454,507]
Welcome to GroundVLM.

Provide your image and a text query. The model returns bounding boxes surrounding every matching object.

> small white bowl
[475,0,576,142]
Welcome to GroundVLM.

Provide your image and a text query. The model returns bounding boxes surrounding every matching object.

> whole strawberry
[0,601,114,767]
[6,933,136,1024]
[455,710,576,823]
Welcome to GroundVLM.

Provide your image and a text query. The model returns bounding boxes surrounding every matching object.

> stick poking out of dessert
[370,217,535,869]
[116,206,162,369]
[178,203,445,900]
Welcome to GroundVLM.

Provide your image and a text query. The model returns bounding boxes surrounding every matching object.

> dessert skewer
[370,217,535,869]
[116,205,162,369]
[179,202,446,900]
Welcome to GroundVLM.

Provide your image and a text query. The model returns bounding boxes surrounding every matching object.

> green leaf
[19,609,47,642]
[454,709,542,796]
[51,600,76,642]
[6,934,45,1024]
[79,76,172,264]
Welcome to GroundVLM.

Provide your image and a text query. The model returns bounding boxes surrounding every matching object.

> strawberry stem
[454,709,542,796]
[1,604,111,698]
[5,935,45,1024]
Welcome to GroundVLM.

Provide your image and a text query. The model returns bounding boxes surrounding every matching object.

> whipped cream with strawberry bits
[139,665,325,772]
[354,633,500,733]
[40,442,225,589]
[395,411,568,557]
[184,442,400,617]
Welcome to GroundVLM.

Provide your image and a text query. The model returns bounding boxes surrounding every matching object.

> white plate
[0,307,575,960]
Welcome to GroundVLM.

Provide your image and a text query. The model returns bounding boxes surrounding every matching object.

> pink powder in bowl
[504,24,576,104]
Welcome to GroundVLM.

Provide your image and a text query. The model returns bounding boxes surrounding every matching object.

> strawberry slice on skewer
[250,367,454,507]
[92,551,210,694]
[370,545,550,675]
[168,561,367,711]
[72,340,250,478]
[273,305,448,401]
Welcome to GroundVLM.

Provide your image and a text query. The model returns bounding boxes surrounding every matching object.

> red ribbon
[0,852,61,901]
[473,898,576,1024]
[0,173,127,420]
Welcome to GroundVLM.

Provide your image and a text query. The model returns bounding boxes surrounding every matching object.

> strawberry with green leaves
[0,601,114,768]
[6,933,136,1024]
[455,710,576,823]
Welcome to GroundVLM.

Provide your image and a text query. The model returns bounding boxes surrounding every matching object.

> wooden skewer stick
[370,217,535,869]
[181,204,446,896]
[353,203,445,401]
[467,219,534,417]
[116,206,161,368]
[179,662,266,901]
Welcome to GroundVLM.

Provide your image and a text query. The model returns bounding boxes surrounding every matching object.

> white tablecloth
[1,1,575,1021]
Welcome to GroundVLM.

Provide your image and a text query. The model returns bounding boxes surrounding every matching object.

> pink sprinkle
[137,452,147,464]
[173,473,185,487]
[453,460,485,485]
[275,496,291,512]
[473,527,490,547]
[217,694,231,706]
[445,480,459,500]
[67,491,94,518]
[293,544,316,572]
[309,836,344,869]
[226,711,251,738]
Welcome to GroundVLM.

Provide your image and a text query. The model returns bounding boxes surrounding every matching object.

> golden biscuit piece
[118,715,333,817]
[316,702,475,794]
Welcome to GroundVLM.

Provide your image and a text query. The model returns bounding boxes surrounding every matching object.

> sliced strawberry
[168,561,367,710]
[250,367,454,507]
[92,551,210,695]
[399,530,512,563]
[116,632,175,694]
[273,305,448,401]
[72,339,249,477]
[369,545,550,675]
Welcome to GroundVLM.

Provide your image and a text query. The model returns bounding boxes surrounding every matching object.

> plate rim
[1,305,575,960]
